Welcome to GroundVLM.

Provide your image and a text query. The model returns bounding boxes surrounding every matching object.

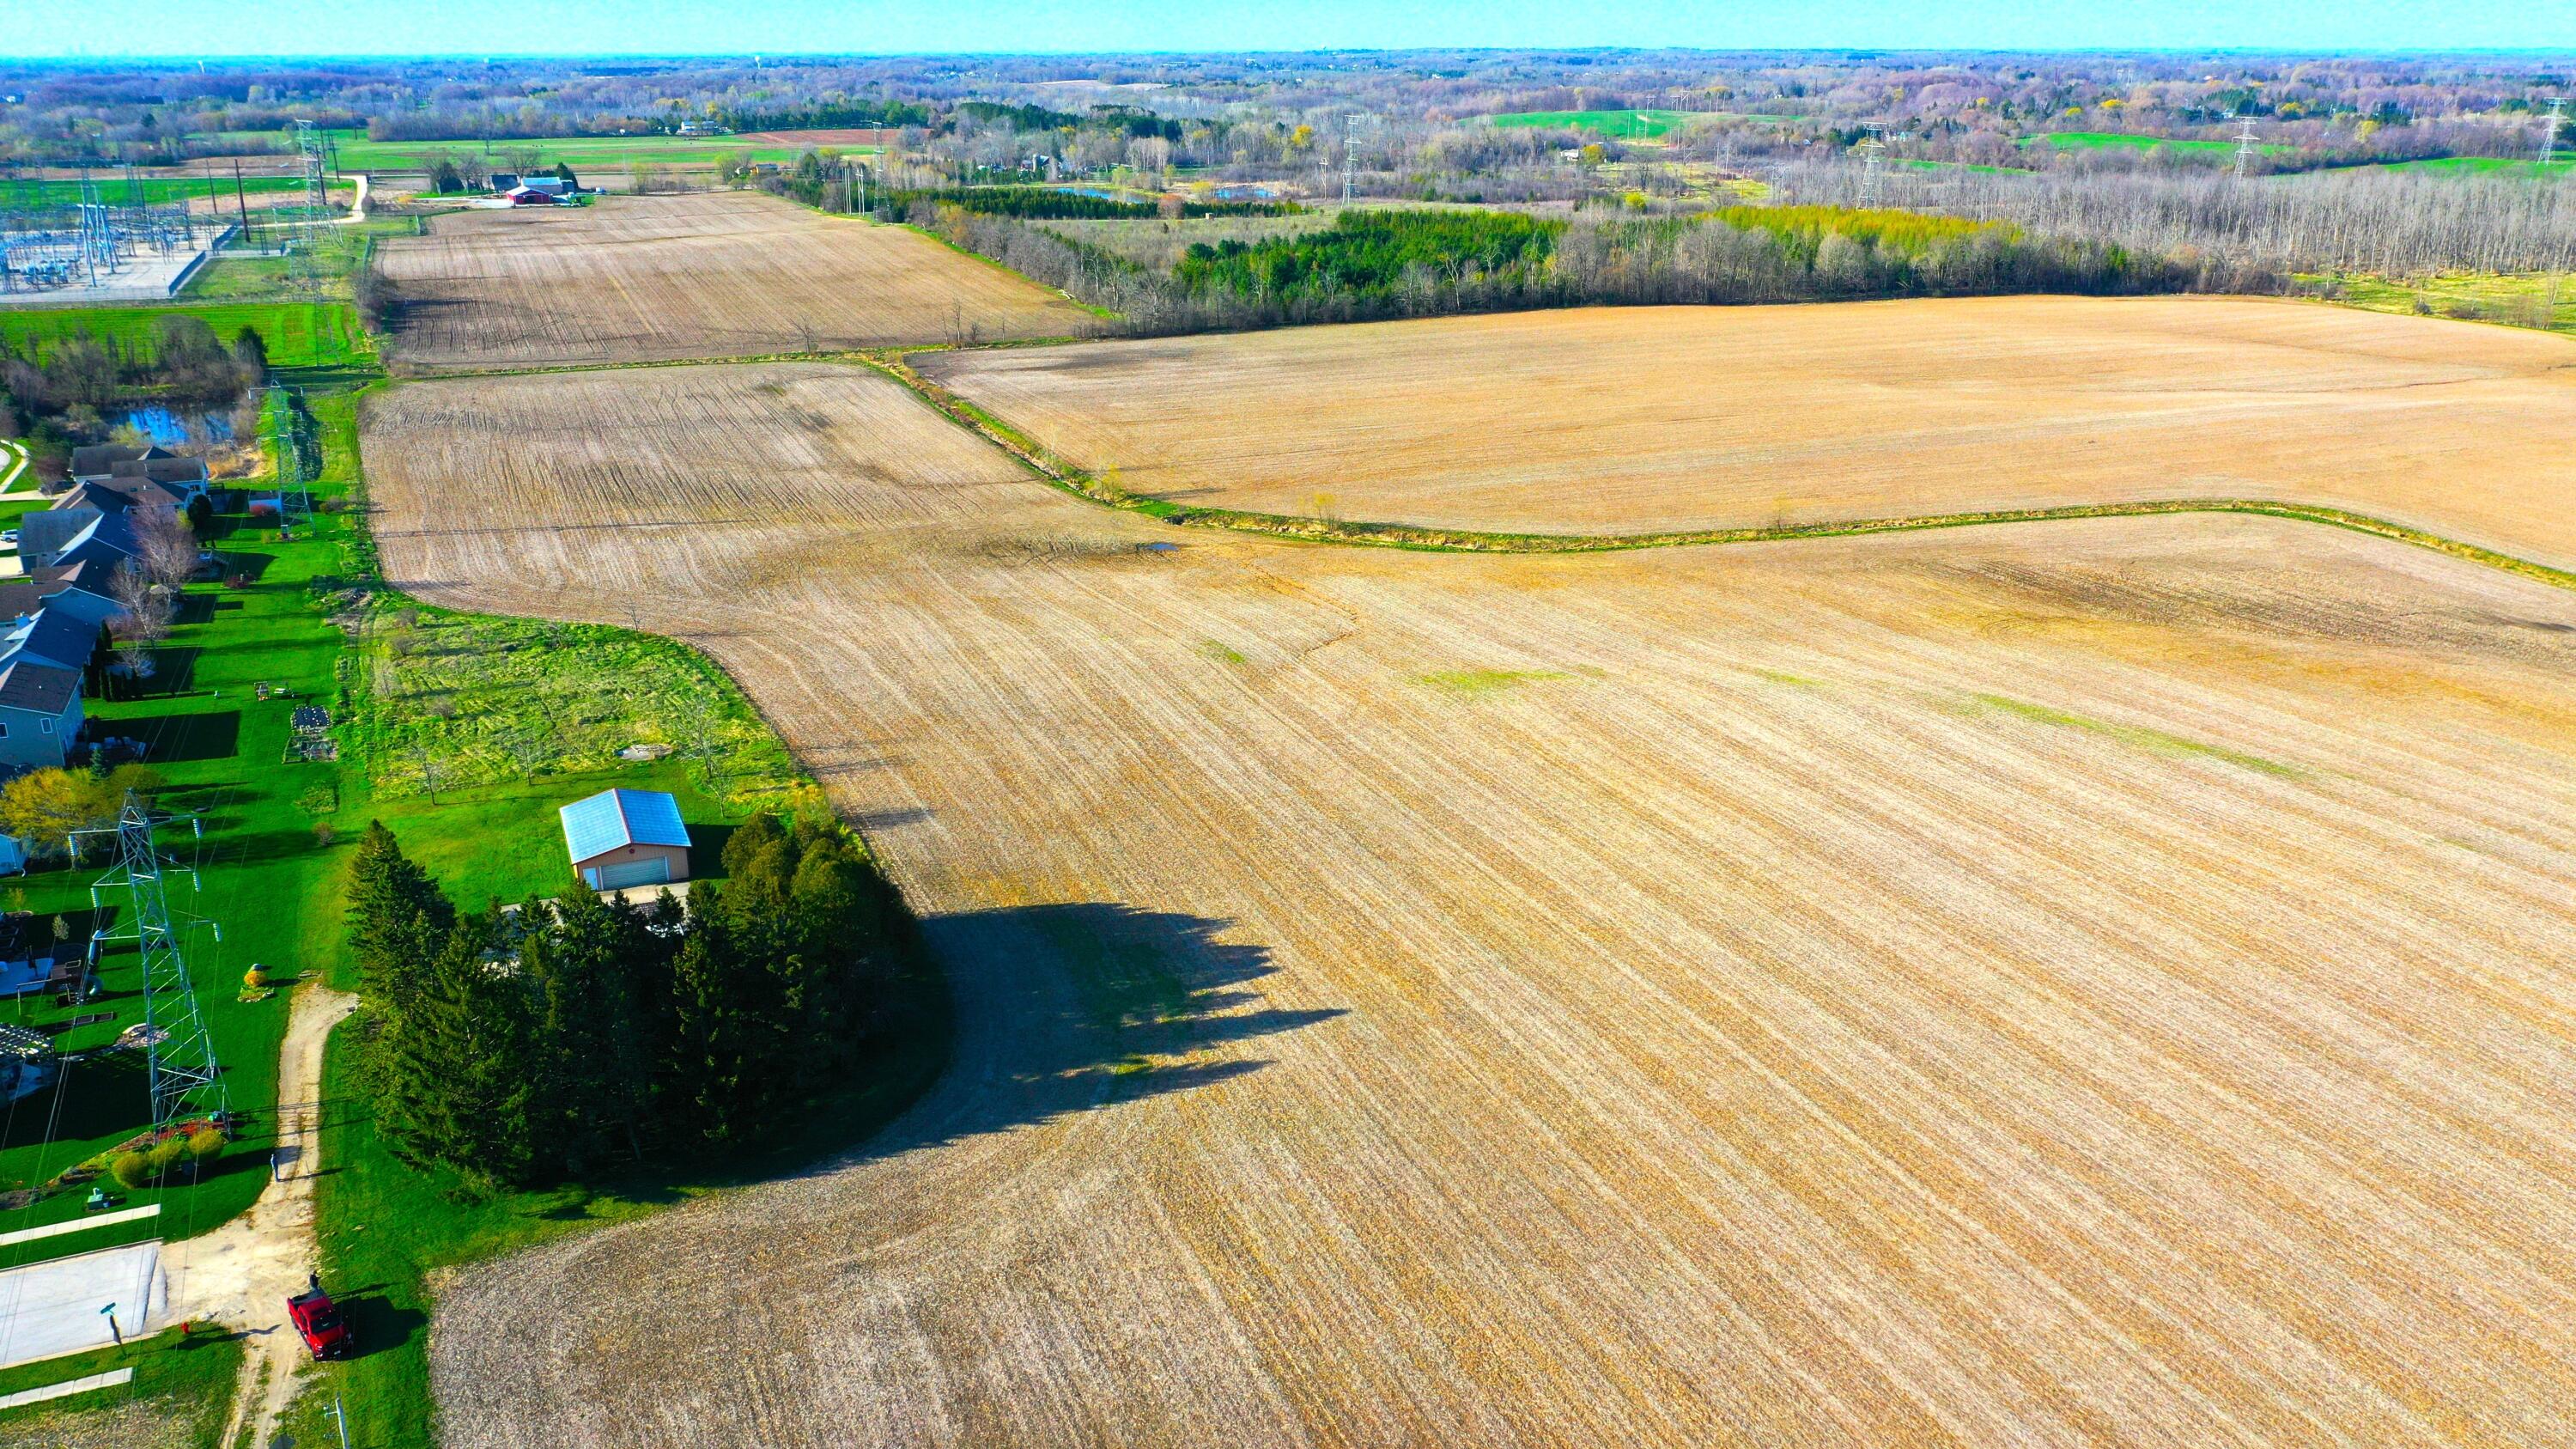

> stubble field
[920,296,2576,565]
[372,192,1096,370]
[366,360,2576,1447]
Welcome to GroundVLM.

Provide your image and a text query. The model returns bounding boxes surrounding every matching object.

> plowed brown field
[374,192,1093,369]
[367,361,2576,1448]
[920,296,2576,564]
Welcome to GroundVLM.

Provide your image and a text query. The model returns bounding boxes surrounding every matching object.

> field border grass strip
[866,348,2576,593]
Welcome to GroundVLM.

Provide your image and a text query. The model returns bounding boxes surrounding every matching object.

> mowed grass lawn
[0,1324,242,1448]
[0,301,374,373]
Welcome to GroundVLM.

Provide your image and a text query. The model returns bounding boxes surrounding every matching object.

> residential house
[68,441,178,485]
[106,455,211,503]
[0,660,83,771]
[0,606,100,674]
[502,185,566,206]
[27,560,126,629]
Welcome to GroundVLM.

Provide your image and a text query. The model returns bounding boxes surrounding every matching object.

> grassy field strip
[370,362,2576,1446]
[0,1205,160,1250]
[875,350,2576,594]
[0,1367,132,1410]
[373,192,1092,369]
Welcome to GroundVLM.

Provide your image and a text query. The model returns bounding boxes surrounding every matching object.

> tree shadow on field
[815,901,1344,1172]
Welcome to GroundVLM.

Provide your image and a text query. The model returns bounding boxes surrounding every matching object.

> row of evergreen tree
[346,813,912,1191]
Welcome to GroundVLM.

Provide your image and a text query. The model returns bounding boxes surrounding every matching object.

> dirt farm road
[159,982,355,1449]
[366,360,2576,1448]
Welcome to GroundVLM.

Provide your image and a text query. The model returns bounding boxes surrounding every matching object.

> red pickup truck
[288,1275,353,1360]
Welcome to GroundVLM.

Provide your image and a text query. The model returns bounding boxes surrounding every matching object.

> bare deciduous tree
[131,505,200,590]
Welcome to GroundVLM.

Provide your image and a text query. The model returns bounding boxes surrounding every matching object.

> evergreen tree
[520,886,654,1172]
[378,916,538,1191]
[344,821,454,1015]
[666,892,766,1150]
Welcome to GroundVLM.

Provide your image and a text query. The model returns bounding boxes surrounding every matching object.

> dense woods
[927,202,2279,334]
[348,813,920,1191]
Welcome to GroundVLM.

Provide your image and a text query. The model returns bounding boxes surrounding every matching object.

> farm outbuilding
[559,788,690,891]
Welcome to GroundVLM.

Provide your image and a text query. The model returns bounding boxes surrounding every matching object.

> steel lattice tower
[82,794,224,1130]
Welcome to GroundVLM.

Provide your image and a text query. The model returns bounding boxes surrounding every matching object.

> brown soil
[367,361,2576,1447]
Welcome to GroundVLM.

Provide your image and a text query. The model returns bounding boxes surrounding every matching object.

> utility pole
[73,794,223,1133]
[2540,96,2567,169]
[2232,114,2261,180]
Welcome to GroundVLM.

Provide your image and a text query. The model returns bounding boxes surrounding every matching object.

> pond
[118,405,235,447]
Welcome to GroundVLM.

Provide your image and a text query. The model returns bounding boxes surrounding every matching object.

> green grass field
[2312,268,2575,334]
[0,301,372,374]
[0,174,329,208]
[2022,131,2296,157]
[328,131,844,173]
[2372,155,2576,180]
[1484,108,1714,140]
[0,1325,242,1447]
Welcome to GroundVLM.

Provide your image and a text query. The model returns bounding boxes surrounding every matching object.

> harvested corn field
[374,192,1095,369]
[368,361,2576,1448]
[921,295,2576,565]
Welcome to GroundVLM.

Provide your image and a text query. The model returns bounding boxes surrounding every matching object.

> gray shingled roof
[0,660,80,715]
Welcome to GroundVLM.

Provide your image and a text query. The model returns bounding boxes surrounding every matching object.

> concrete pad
[0,1366,132,1409]
[0,1240,164,1371]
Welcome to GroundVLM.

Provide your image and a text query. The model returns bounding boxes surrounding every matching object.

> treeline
[929,202,2275,335]
[348,813,922,1190]
[1776,159,2576,276]
[1174,210,1559,306]
[890,185,1299,221]
[717,99,933,131]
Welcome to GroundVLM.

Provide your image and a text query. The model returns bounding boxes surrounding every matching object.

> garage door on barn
[558,788,693,893]
[592,856,673,891]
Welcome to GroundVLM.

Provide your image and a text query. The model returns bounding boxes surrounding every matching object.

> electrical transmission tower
[1857,123,1888,207]
[76,794,223,1133]
[1341,113,1375,204]
[2231,115,2261,180]
[2540,96,2567,168]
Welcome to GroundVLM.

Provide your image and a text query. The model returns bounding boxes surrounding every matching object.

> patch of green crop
[1963,693,2300,776]
[1200,639,1247,666]
[1414,668,1569,699]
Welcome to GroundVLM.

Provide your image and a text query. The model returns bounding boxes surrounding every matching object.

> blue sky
[9,1,2573,59]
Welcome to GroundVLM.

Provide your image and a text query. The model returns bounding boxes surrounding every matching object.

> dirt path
[161,981,356,1449]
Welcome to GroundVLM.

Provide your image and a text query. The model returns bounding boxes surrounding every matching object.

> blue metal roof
[559,788,690,862]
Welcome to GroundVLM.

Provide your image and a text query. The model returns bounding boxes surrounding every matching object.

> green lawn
[182,219,419,306]
[0,1325,242,1447]
[0,301,373,373]
[0,475,363,1247]
[1485,108,1714,140]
